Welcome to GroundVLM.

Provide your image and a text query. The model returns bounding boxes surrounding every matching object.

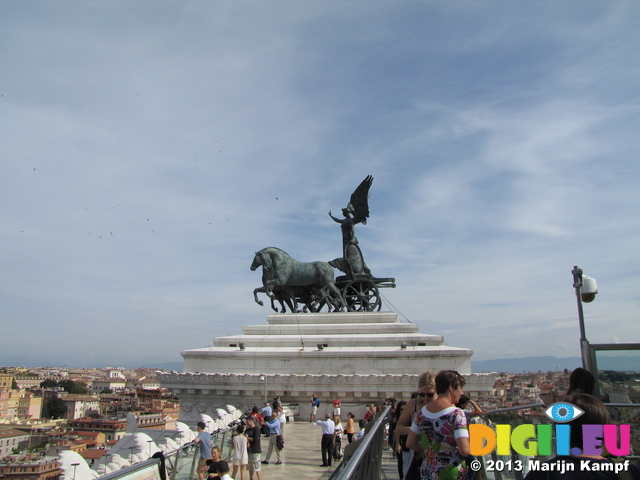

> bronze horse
[251,247,346,312]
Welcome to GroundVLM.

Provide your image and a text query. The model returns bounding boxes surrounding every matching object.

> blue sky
[2,1,639,369]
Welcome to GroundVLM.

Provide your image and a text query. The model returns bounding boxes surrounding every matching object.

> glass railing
[89,414,246,480]
[163,426,238,480]
[329,405,393,480]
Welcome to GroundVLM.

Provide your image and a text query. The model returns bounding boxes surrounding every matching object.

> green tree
[58,380,75,393]
[43,397,66,419]
[40,379,58,388]
[71,382,88,394]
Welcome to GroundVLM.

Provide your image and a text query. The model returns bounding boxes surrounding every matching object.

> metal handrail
[98,458,162,480]
[329,405,393,480]
[480,403,545,415]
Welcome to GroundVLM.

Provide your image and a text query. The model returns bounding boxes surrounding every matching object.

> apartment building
[18,392,42,421]
[0,456,61,480]
[0,374,14,391]
[0,428,29,457]
[59,395,99,420]
[0,390,21,421]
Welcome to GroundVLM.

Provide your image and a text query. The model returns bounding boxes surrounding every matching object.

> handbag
[404,454,422,480]
[404,398,422,480]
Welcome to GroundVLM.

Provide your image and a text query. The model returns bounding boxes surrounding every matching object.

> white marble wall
[158,371,496,425]
[162,311,492,425]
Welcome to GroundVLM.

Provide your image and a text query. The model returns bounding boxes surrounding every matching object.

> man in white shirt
[315,413,336,467]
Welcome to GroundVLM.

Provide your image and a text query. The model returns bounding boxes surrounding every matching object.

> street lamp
[572,266,598,371]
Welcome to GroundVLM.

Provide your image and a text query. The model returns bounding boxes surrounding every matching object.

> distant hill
[472,356,582,373]
[472,355,640,373]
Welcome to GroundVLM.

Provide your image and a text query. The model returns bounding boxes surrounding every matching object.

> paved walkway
[244,420,337,480]
[239,421,399,480]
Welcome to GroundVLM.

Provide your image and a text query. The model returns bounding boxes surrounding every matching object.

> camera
[580,275,598,303]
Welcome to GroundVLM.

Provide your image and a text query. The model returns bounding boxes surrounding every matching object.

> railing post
[188,444,199,480]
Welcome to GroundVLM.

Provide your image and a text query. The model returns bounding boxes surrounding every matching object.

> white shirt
[278,410,287,425]
[316,418,335,434]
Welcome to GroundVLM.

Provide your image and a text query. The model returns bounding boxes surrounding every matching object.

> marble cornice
[158,371,493,388]
[159,372,418,386]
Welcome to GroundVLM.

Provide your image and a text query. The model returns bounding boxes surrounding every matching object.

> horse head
[250,252,261,271]
[250,249,273,272]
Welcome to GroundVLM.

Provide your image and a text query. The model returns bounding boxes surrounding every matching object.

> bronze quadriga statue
[251,176,395,313]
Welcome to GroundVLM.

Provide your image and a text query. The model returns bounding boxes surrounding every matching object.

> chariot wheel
[303,286,341,313]
[342,279,381,312]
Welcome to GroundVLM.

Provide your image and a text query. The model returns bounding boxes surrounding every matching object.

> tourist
[315,413,336,467]
[231,425,248,480]
[566,367,596,396]
[364,403,376,421]
[245,417,262,480]
[310,393,319,422]
[249,406,267,437]
[524,393,640,479]
[394,370,436,480]
[406,370,470,480]
[216,460,234,480]
[345,412,356,443]
[272,395,282,411]
[262,415,282,465]
[260,402,273,418]
[390,400,407,479]
[333,395,342,422]
[333,417,344,460]
[355,419,366,440]
[248,406,264,424]
[194,421,213,480]
[207,446,222,479]
[455,394,483,421]
[277,405,287,438]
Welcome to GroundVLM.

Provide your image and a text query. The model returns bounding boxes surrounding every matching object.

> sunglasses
[417,392,435,398]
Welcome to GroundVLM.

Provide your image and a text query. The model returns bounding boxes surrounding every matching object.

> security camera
[580,275,598,303]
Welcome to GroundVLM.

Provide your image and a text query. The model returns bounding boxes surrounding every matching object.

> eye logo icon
[544,402,584,423]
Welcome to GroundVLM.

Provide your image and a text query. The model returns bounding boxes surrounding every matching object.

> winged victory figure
[328,175,373,276]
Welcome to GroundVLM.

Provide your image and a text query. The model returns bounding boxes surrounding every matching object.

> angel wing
[347,175,373,224]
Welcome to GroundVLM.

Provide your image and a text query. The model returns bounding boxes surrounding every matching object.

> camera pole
[572,265,591,372]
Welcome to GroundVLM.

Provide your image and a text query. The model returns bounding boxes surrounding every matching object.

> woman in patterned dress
[406,370,470,480]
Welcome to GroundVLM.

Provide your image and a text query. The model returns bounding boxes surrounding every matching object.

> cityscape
[1,364,638,479]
